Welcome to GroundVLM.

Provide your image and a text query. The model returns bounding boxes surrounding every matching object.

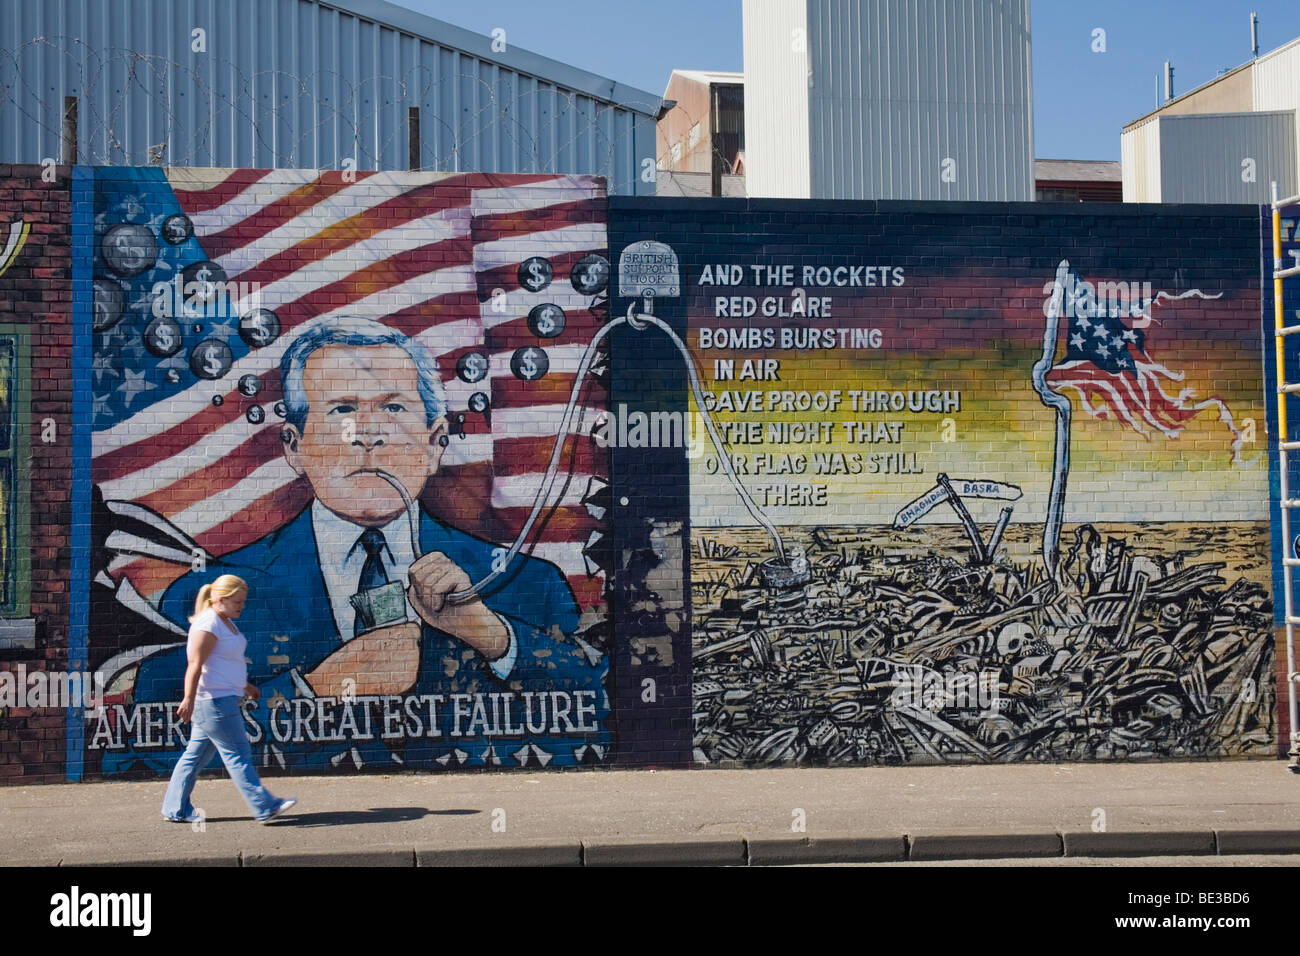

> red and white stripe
[96,168,609,609]
[1046,349,1247,465]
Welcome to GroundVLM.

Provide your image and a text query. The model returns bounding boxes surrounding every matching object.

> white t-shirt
[188,607,248,700]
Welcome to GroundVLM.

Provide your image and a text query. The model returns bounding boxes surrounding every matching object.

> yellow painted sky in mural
[687,273,1267,529]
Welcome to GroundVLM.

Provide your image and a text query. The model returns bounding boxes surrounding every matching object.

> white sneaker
[257,797,297,823]
[163,808,204,823]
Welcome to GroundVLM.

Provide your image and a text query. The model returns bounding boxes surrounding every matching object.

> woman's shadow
[210,807,482,826]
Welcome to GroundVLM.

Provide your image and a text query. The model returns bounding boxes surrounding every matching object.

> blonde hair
[191,574,248,621]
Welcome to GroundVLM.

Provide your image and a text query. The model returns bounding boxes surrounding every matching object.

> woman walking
[161,574,297,824]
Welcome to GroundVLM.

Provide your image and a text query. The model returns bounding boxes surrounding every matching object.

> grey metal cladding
[803,0,1033,201]
[1159,111,1297,205]
[0,0,660,194]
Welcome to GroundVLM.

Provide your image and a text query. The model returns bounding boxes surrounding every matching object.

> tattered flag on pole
[1043,262,1248,463]
[1033,259,1251,578]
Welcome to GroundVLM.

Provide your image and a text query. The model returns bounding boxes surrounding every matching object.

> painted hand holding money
[404,551,511,662]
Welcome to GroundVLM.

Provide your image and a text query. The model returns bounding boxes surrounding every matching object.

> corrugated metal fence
[0,0,660,194]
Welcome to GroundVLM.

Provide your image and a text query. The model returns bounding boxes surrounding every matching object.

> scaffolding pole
[1272,180,1300,768]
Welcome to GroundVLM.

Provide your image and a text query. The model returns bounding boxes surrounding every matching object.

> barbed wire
[0,35,665,194]
[652,96,747,197]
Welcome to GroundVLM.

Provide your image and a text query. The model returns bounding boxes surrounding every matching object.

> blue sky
[400,0,1300,161]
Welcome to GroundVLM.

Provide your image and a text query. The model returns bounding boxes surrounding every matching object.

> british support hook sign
[618,240,679,300]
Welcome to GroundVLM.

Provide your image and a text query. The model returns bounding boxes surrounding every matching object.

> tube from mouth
[356,468,420,564]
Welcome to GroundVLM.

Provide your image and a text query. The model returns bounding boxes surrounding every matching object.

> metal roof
[1034,159,1121,182]
[316,0,661,115]
[668,70,745,87]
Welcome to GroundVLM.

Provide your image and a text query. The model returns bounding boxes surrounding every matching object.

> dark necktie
[354,528,390,636]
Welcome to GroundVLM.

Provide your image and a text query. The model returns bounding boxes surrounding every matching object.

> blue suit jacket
[103,507,610,774]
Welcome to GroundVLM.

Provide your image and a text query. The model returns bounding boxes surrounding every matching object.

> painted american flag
[1043,265,1246,463]
[91,168,610,612]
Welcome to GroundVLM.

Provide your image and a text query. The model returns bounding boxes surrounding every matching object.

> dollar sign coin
[527,304,565,339]
[237,374,262,397]
[161,214,194,245]
[182,261,227,305]
[189,338,233,380]
[165,369,181,384]
[246,405,265,425]
[456,351,490,384]
[570,254,610,295]
[101,223,158,277]
[518,257,553,293]
[510,346,548,381]
[468,391,490,414]
[144,316,184,357]
[239,308,280,348]
[274,401,287,418]
[92,277,126,332]
[211,394,224,407]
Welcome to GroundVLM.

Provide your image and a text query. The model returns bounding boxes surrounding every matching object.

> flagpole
[1031,259,1073,578]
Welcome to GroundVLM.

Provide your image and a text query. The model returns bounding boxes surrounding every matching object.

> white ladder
[1270,181,1300,768]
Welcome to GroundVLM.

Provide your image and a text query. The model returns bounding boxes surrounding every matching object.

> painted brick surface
[611,197,1274,768]
[0,172,1284,782]
[80,168,615,779]
[0,164,74,784]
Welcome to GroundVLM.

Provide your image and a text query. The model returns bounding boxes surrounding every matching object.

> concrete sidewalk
[4,760,1300,866]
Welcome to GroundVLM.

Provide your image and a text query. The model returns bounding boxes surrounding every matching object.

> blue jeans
[161,695,280,820]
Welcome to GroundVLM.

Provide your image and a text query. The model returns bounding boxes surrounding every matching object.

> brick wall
[0,164,74,784]
[612,197,1273,768]
[0,172,1282,782]
[80,168,614,779]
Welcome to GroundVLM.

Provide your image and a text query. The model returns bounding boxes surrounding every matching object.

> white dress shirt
[309,499,517,680]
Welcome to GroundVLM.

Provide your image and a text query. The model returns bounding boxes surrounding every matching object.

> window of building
[1036,186,1082,202]
[689,123,701,149]
[671,142,682,166]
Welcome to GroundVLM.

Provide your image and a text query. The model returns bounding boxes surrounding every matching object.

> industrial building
[740,0,1034,201]
[1122,34,1300,204]
[0,0,661,194]
[655,70,746,198]
[1034,160,1121,203]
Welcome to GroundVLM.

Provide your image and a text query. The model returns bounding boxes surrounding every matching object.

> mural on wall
[85,167,614,774]
[0,173,1279,783]
[685,251,1273,766]
[0,219,31,278]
